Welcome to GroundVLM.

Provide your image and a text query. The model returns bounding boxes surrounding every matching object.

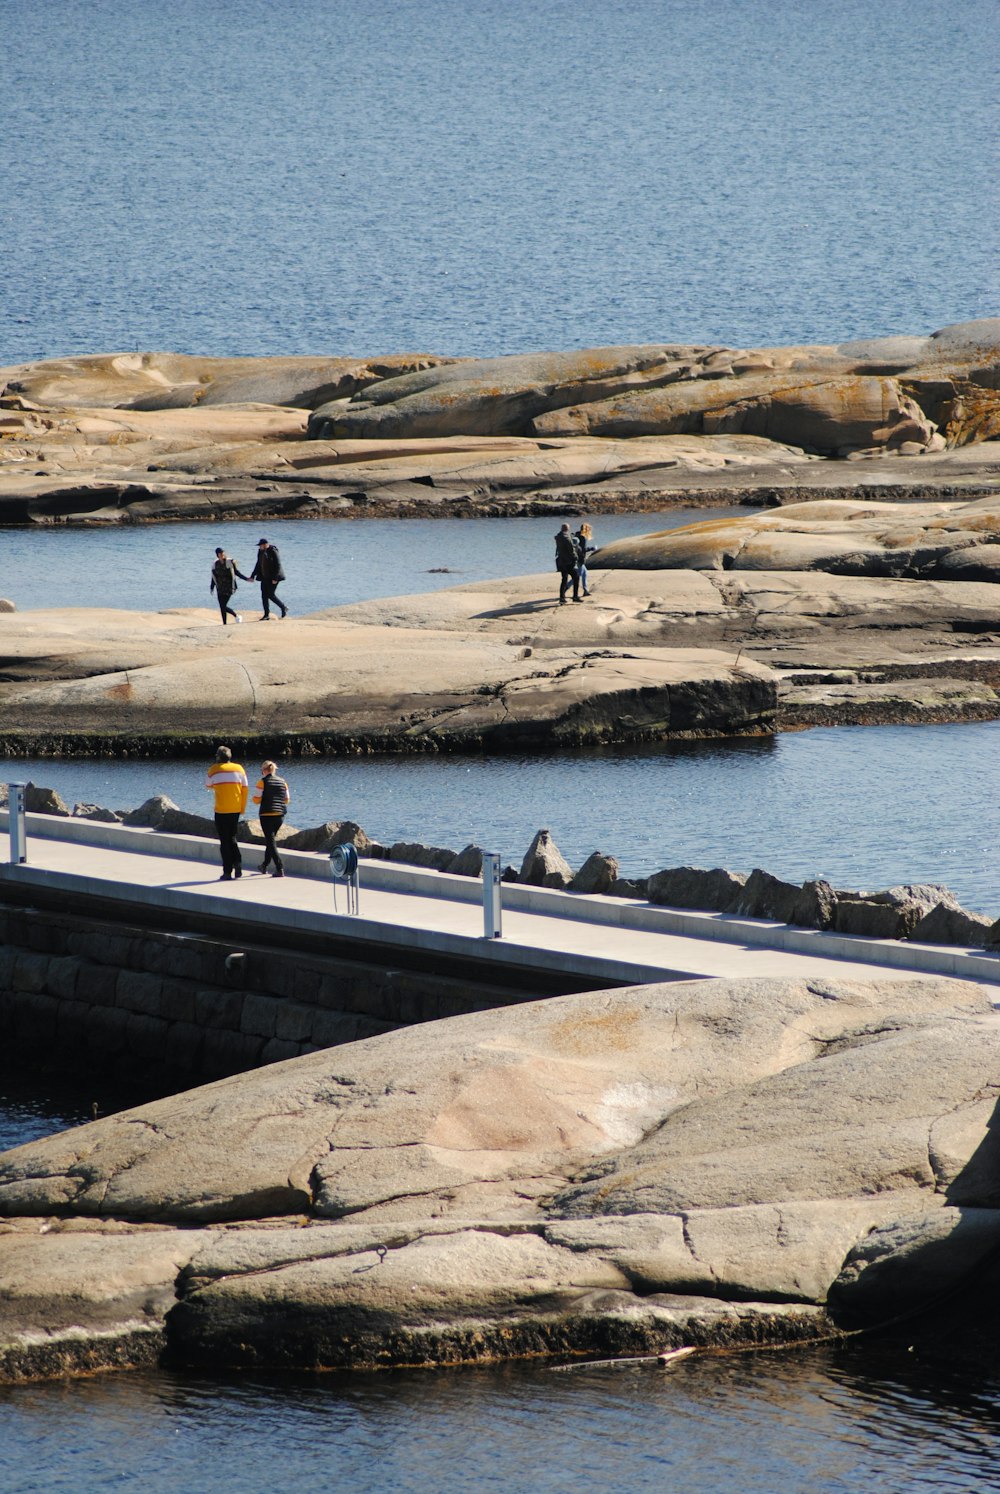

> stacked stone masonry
[0,905,533,1085]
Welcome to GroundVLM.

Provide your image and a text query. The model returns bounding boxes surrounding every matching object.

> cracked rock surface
[1,973,999,1378]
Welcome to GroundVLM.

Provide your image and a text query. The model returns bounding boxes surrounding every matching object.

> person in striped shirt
[253,760,291,878]
[205,745,249,881]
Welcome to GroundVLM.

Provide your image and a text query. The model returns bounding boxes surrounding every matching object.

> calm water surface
[2,0,995,363]
[0,508,738,615]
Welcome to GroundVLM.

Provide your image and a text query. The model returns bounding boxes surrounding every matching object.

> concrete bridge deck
[2,813,998,992]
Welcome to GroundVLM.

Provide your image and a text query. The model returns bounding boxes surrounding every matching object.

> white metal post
[483,852,503,939]
[8,782,26,864]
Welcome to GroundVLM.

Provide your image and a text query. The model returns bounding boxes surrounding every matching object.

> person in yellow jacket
[205,745,249,881]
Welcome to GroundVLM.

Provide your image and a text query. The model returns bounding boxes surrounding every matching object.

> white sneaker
[234,613,242,623]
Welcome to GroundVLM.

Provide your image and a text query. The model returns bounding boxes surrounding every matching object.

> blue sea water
[2,1,1000,1483]
[1,0,996,365]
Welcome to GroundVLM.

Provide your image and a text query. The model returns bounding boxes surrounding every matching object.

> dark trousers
[259,813,284,872]
[559,566,580,602]
[215,812,242,876]
[216,592,238,624]
[261,580,286,617]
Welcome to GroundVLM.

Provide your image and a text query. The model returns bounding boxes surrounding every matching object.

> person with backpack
[252,760,291,878]
[249,537,288,620]
[554,523,582,604]
[209,547,250,625]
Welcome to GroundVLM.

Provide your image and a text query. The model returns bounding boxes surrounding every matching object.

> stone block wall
[0,904,531,1087]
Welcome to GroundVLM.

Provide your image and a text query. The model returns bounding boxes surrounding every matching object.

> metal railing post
[8,782,27,864]
[482,852,502,939]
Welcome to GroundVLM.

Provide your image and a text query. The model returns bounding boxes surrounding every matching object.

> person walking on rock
[209,547,250,625]
[250,537,288,620]
[205,745,248,881]
[555,522,581,604]
[253,759,291,878]
[574,521,596,597]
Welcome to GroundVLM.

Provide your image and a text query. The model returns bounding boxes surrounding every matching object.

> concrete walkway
[2,813,998,990]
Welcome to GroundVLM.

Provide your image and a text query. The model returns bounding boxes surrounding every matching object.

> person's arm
[252,776,264,805]
[238,768,249,814]
[210,572,216,594]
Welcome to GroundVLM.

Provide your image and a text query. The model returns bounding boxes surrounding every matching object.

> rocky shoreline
[1,321,998,526]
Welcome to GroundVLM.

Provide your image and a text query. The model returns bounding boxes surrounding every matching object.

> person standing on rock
[209,547,250,625]
[205,745,248,881]
[555,523,581,604]
[574,521,596,597]
[253,759,291,878]
[249,537,288,620]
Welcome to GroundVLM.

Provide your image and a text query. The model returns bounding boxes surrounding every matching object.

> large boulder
[569,852,620,895]
[281,820,371,854]
[833,884,954,940]
[23,783,71,817]
[388,841,458,872]
[908,900,994,947]
[646,865,747,912]
[120,794,179,829]
[733,868,802,922]
[519,829,572,888]
[448,844,485,878]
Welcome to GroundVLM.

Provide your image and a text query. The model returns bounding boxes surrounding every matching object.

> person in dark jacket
[209,547,250,625]
[554,523,581,604]
[249,537,288,620]
[252,759,291,876]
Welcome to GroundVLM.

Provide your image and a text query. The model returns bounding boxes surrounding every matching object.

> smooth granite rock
[2,327,999,527]
[0,974,996,1378]
[0,606,778,751]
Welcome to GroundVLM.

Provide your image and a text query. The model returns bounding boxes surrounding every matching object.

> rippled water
[2,0,995,364]
[2,1344,1000,1494]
